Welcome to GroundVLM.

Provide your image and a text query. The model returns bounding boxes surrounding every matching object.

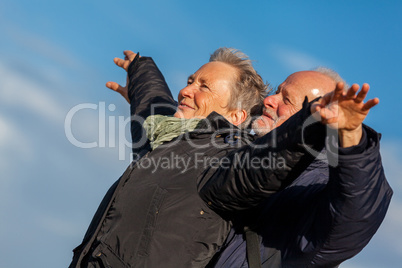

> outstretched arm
[287,85,390,266]
[199,99,328,212]
[199,83,380,213]
[307,125,392,267]
[312,82,379,147]
[105,50,177,154]
[106,50,138,103]
[105,50,177,116]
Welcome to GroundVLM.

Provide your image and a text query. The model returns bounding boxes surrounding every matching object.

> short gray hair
[210,47,268,128]
[313,67,349,90]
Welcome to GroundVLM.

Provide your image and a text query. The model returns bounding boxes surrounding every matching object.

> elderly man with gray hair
[201,68,392,267]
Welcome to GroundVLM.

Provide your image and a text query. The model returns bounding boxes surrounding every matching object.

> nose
[263,94,279,110]
[179,84,196,100]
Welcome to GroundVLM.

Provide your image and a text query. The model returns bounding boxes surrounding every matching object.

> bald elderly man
[201,69,392,267]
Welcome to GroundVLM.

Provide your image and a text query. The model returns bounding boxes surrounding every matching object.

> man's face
[174,61,238,120]
[252,71,336,136]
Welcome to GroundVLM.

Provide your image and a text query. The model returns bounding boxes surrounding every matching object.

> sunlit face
[252,71,336,136]
[174,61,239,121]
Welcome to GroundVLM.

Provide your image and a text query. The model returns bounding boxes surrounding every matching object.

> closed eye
[201,84,210,90]
[187,75,195,86]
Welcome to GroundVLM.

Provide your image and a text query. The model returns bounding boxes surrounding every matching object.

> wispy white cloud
[0,115,15,147]
[380,199,402,252]
[370,140,402,254]
[380,140,402,190]
[0,114,32,166]
[0,55,131,166]
[269,45,326,71]
[0,115,32,211]
[2,23,85,70]
[0,61,66,123]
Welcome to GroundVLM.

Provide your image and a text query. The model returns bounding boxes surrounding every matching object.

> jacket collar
[190,112,254,141]
[196,112,237,132]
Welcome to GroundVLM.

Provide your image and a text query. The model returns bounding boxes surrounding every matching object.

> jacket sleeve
[308,125,393,267]
[127,55,177,155]
[198,99,330,212]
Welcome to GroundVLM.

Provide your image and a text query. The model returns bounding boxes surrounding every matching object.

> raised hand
[106,50,138,103]
[311,82,379,147]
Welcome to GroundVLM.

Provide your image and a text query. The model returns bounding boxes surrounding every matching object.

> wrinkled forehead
[193,62,239,90]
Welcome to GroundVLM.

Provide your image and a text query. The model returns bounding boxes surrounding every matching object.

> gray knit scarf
[143,115,202,150]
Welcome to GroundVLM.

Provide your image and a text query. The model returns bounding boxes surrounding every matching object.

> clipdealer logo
[64,102,178,160]
[64,102,144,160]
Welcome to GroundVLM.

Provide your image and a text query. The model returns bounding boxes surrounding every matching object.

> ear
[229,109,247,126]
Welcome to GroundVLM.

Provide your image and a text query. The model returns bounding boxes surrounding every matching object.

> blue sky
[1,1,401,267]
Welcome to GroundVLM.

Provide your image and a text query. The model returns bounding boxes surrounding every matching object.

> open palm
[313,82,379,131]
[106,50,138,104]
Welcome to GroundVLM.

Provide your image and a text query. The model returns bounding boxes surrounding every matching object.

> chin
[173,113,182,118]
[252,118,272,137]
[173,110,187,118]
[174,111,196,119]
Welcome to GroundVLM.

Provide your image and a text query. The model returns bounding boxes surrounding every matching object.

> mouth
[178,101,195,110]
[262,110,275,121]
[255,109,279,128]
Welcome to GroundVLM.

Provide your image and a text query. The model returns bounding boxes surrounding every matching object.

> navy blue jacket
[205,126,393,267]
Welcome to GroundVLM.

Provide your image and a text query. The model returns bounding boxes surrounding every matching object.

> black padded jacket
[69,56,329,268]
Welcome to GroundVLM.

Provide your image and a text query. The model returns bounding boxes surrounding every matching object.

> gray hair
[210,47,268,128]
[312,67,349,90]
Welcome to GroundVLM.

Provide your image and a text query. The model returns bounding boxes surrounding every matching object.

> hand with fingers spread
[106,50,139,103]
[311,82,379,147]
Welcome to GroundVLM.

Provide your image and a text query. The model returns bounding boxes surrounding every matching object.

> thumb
[310,101,320,114]
[106,81,123,92]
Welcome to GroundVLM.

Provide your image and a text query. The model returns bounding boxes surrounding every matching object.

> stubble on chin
[252,117,272,137]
